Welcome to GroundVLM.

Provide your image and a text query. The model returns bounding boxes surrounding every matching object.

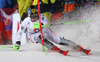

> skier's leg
[42,28,90,55]
[37,35,69,56]
[37,35,54,49]
[43,28,78,49]
[42,28,77,49]
[60,37,91,55]
[59,37,77,49]
[42,28,62,44]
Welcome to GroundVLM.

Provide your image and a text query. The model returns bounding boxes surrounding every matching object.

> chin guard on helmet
[30,13,38,19]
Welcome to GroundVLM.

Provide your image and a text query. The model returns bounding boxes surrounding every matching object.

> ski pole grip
[33,23,40,29]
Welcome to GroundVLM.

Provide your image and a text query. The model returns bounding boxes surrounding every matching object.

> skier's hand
[33,23,44,29]
[13,41,21,51]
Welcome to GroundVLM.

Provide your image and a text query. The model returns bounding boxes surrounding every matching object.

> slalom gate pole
[37,0,45,53]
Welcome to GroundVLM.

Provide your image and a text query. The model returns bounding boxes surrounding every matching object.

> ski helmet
[30,5,38,18]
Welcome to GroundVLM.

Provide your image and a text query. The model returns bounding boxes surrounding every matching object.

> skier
[13,10,91,56]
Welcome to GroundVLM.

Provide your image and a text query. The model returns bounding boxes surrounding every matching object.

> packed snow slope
[0,6,100,62]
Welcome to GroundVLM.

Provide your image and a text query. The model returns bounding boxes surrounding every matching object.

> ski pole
[2,46,13,49]
[33,20,89,29]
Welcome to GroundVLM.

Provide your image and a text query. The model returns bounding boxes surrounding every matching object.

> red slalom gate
[37,0,45,53]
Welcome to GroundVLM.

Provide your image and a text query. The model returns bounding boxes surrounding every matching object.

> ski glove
[13,41,21,51]
[33,23,44,29]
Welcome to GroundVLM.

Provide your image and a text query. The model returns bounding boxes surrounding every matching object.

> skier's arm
[13,19,27,51]
[16,20,27,41]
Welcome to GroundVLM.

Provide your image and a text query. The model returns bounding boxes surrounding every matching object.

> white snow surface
[0,6,100,62]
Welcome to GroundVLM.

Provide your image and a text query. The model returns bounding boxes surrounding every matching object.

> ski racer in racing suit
[13,10,91,56]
